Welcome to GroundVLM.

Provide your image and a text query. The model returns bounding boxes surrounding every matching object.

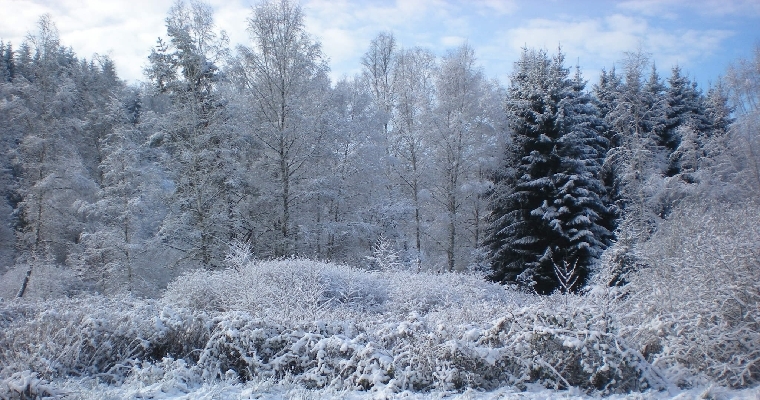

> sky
[1,0,758,90]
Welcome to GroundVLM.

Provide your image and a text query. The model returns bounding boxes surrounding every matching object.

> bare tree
[235,0,330,256]
[390,47,436,270]
[431,44,499,272]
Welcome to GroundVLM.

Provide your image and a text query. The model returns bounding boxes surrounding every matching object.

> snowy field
[15,375,760,399]
[3,255,759,399]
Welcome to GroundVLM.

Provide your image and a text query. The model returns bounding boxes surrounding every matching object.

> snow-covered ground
[9,373,760,400]
[2,258,759,399]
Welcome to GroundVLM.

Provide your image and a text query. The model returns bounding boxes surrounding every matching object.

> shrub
[611,201,760,388]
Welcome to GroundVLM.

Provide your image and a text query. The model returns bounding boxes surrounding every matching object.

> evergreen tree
[14,42,32,81]
[663,66,710,176]
[704,80,733,138]
[601,51,664,237]
[642,64,666,145]
[552,67,614,285]
[1,42,15,82]
[487,48,612,294]
[593,67,622,147]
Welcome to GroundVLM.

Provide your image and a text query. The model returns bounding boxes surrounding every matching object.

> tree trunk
[17,268,32,298]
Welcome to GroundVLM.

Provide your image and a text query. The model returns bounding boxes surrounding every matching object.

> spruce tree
[642,65,666,144]
[487,49,612,294]
[593,67,622,148]
[1,42,15,82]
[552,67,614,288]
[704,81,733,138]
[663,66,710,176]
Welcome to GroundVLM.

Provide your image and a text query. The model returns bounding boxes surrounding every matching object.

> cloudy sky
[1,0,758,89]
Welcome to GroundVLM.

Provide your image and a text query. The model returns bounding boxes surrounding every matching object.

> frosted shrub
[196,314,395,390]
[319,267,387,314]
[381,269,522,325]
[122,357,203,396]
[162,269,236,312]
[187,296,661,394]
[161,257,666,392]
[0,256,692,395]
[0,296,209,382]
[404,297,665,394]
[0,370,59,399]
[365,236,405,271]
[619,201,760,388]
[0,297,152,380]
[224,240,254,271]
[165,259,353,321]
[163,259,514,325]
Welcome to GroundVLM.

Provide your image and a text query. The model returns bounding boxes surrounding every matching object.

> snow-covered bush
[615,201,760,388]
[8,245,755,395]
[163,259,378,322]
[187,299,661,394]
[381,269,522,324]
[196,314,394,389]
[0,296,210,382]
[0,370,59,399]
[162,258,515,326]
[122,357,204,396]
[156,257,665,393]
[365,236,406,271]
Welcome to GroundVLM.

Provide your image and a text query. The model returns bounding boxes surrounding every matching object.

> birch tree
[430,44,500,271]
[234,0,330,256]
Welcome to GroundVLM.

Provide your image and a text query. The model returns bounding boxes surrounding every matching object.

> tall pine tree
[663,66,710,176]
[487,48,612,294]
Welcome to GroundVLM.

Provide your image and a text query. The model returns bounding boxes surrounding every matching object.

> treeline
[0,0,756,297]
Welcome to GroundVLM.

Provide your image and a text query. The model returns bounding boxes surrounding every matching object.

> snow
[34,377,760,400]
[2,256,759,398]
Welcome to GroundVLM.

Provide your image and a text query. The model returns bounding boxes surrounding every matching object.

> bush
[0,296,210,382]
[188,300,661,394]
[609,201,760,388]
[0,370,59,399]
[7,242,755,395]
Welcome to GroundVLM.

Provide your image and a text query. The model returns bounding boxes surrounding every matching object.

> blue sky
[1,0,758,90]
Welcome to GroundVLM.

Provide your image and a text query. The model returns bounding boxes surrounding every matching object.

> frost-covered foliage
[611,201,760,388]
[162,258,517,325]
[189,305,660,394]
[165,259,660,393]
[0,296,209,383]
[2,244,758,396]
[0,370,60,399]
[1,258,669,396]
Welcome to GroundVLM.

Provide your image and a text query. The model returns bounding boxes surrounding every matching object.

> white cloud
[0,0,747,87]
[618,0,760,17]
[441,35,466,47]
[210,0,251,48]
[474,0,518,16]
[616,0,683,18]
[301,0,465,81]
[491,13,733,81]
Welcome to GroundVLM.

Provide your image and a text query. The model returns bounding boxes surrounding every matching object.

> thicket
[2,215,758,397]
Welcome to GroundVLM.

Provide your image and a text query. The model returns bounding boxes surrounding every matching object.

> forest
[0,0,759,398]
